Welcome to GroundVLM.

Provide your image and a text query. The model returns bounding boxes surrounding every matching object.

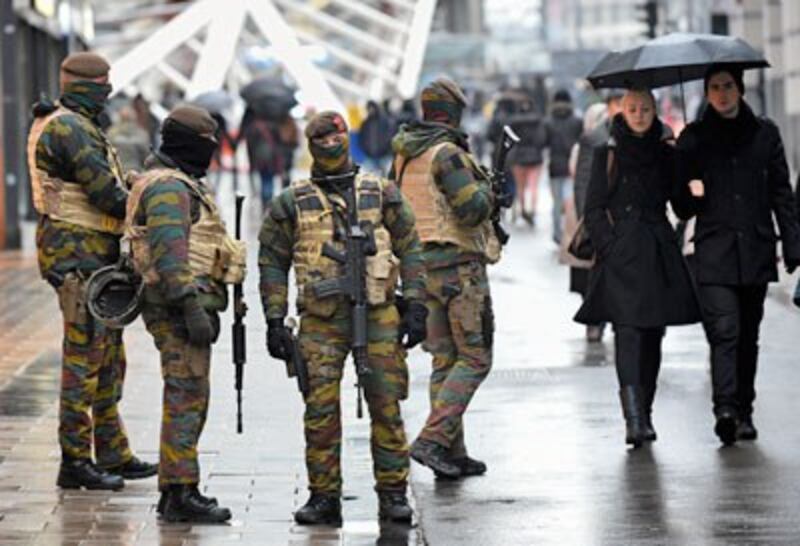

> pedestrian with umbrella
[573,87,701,448]
[586,32,800,447]
[676,64,800,446]
[238,77,298,208]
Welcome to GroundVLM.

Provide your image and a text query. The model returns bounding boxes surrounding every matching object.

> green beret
[166,104,218,136]
[305,111,349,140]
[60,52,110,79]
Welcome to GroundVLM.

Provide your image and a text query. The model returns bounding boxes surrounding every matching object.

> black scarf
[610,113,665,173]
[699,99,760,153]
[158,119,218,178]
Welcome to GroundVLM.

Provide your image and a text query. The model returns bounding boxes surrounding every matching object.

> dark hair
[704,64,745,95]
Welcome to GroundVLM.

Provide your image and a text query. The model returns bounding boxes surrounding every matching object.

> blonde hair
[622,87,656,108]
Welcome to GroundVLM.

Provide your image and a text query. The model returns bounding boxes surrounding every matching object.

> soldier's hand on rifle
[267,318,294,361]
[183,296,216,347]
[398,301,429,349]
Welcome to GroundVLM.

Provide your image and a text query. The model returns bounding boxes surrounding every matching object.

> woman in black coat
[574,88,701,447]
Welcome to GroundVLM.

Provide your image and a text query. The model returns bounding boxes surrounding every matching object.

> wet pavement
[1,183,799,544]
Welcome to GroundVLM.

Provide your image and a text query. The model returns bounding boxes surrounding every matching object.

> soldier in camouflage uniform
[28,52,157,490]
[125,105,245,523]
[259,112,428,525]
[391,77,499,479]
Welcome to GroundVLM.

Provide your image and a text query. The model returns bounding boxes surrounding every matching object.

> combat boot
[161,484,231,523]
[378,491,413,523]
[294,493,342,526]
[57,459,124,491]
[157,485,217,515]
[619,386,647,448]
[453,456,487,476]
[737,415,758,441]
[102,456,158,480]
[410,439,460,479]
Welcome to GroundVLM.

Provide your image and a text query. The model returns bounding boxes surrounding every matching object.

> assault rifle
[282,318,310,396]
[232,194,247,434]
[489,125,520,245]
[309,166,376,419]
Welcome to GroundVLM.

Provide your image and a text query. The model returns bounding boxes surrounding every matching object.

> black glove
[267,318,294,361]
[398,301,428,349]
[183,296,215,347]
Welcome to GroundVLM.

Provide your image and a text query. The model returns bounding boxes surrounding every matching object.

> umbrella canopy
[587,33,769,89]
[240,77,298,120]
[190,90,233,114]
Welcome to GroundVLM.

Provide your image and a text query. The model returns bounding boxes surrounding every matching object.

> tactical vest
[26,106,126,234]
[292,174,399,317]
[394,142,500,263]
[124,168,246,287]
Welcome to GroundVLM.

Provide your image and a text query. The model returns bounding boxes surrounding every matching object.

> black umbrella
[587,32,769,89]
[240,77,298,120]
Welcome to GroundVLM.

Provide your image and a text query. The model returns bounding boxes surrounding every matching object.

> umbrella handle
[679,67,687,125]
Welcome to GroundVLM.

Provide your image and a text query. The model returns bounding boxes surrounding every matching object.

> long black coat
[575,117,701,328]
[676,101,800,286]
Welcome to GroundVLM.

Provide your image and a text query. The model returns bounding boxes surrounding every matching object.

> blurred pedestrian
[277,113,300,189]
[126,105,241,523]
[569,92,623,343]
[546,89,583,244]
[27,51,156,490]
[507,97,547,226]
[676,65,800,445]
[358,100,394,174]
[108,104,151,171]
[575,88,701,448]
[392,77,500,479]
[239,105,283,208]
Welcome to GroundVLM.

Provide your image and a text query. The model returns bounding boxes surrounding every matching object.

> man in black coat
[546,89,583,244]
[677,65,800,445]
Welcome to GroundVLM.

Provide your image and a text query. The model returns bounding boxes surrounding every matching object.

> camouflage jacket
[258,176,426,320]
[391,122,493,269]
[134,155,228,311]
[33,94,128,283]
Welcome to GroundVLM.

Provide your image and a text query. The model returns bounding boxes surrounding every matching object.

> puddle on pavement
[0,350,60,416]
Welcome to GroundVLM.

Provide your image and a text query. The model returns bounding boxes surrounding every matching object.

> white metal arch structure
[107,0,438,112]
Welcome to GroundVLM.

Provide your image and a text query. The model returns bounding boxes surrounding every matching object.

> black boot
[57,459,124,491]
[103,456,158,480]
[737,415,758,441]
[714,407,738,446]
[157,485,217,515]
[161,484,231,523]
[453,456,487,476]
[619,386,647,448]
[410,439,460,478]
[294,493,342,526]
[378,491,413,523]
[643,386,657,442]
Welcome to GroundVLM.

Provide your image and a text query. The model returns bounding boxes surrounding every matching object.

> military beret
[60,52,110,79]
[421,77,467,107]
[305,111,349,140]
[166,104,218,136]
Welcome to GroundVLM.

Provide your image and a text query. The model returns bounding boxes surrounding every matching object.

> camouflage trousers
[141,304,211,489]
[417,260,494,457]
[55,273,133,466]
[299,302,410,495]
